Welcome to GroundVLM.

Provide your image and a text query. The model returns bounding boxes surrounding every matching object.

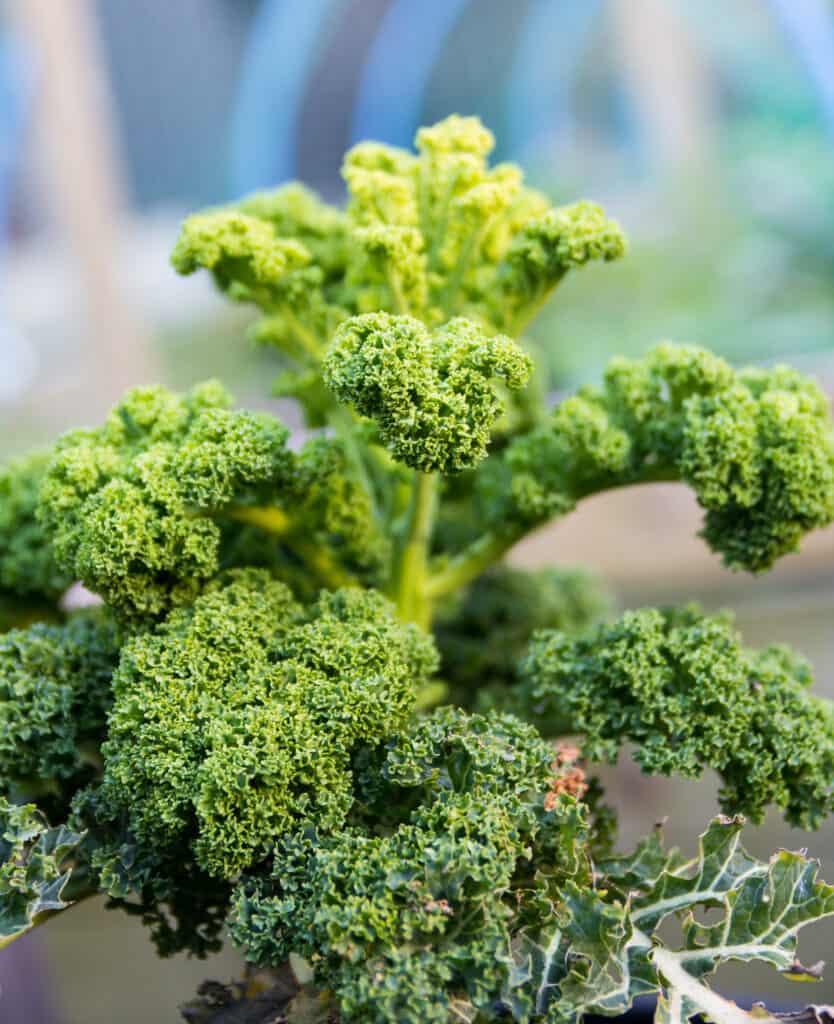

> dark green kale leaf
[0,452,72,626]
[434,565,611,706]
[521,606,834,827]
[232,708,591,1024]
[525,817,834,1024]
[70,785,232,959]
[0,609,122,817]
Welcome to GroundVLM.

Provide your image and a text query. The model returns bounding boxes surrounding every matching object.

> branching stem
[426,530,519,600]
[390,472,437,629]
[326,407,384,526]
[224,505,358,591]
[507,272,567,337]
[282,305,323,362]
[426,466,681,600]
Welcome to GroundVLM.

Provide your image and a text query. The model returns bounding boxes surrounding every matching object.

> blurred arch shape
[230,0,348,194]
[349,0,472,148]
[228,0,834,194]
[504,0,603,162]
[0,31,38,404]
[765,0,834,137]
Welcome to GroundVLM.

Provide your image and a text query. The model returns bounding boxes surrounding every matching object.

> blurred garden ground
[1,0,833,1020]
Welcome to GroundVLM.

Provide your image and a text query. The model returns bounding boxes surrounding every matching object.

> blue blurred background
[1,1,834,1020]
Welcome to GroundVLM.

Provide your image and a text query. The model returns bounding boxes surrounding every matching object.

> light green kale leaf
[520,817,834,1024]
[38,380,292,621]
[341,116,625,329]
[97,570,437,879]
[38,379,396,622]
[172,115,625,363]
[172,202,344,370]
[0,797,85,948]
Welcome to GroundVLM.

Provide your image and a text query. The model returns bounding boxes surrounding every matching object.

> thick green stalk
[282,306,323,362]
[390,472,437,629]
[507,271,568,337]
[386,267,410,315]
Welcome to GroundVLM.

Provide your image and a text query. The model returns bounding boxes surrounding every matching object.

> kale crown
[323,312,532,472]
[0,115,833,1024]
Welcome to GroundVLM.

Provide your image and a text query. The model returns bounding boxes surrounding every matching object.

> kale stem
[386,266,410,315]
[326,407,385,526]
[436,209,505,316]
[413,680,449,712]
[426,464,681,599]
[507,272,567,337]
[391,472,437,629]
[224,505,359,591]
[282,305,323,362]
[425,531,517,600]
[424,175,457,274]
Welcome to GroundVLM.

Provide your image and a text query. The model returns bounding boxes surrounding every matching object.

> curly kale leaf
[173,201,346,374]
[171,184,350,379]
[324,313,531,473]
[37,380,293,621]
[341,115,625,329]
[521,606,834,827]
[0,610,122,813]
[173,116,624,360]
[0,797,85,948]
[495,344,834,571]
[379,704,570,803]
[236,182,351,278]
[37,381,392,619]
[173,181,350,294]
[0,452,71,622]
[515,817,834,1024]
[232,708,591,1024]
[97,570,437,878]
[496,199,627,332]
[341,134,429,316]
[171,211,311,297]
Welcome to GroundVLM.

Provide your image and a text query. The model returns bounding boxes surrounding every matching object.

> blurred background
[1,0,833,1020]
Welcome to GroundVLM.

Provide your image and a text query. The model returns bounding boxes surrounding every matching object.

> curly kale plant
[1,116,834,1024]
